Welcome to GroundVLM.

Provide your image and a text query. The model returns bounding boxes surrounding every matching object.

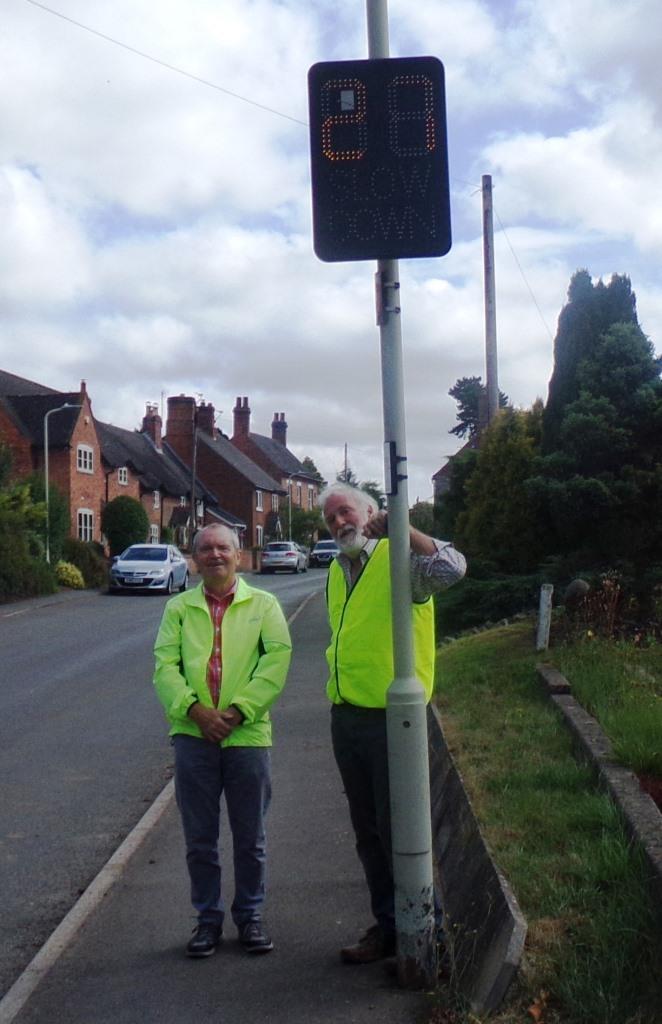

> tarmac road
[0,571,324,1000]
[1,582,429,1024]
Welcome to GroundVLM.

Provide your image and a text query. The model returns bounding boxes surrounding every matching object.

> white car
[259,541,308,574]
[109,544,189,594]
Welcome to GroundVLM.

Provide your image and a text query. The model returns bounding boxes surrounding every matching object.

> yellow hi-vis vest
[325,539,435,708]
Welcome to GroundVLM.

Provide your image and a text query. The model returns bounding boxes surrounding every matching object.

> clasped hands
[188,702,243,743]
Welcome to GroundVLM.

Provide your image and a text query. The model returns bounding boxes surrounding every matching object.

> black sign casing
[308,56,451,262]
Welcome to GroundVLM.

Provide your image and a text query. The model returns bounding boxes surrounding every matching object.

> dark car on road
[109,544,189,593]
[309,539,339,568]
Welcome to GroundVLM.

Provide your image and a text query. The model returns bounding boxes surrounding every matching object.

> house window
[256,490,263,511]
[256,525,264,547]
[271,493,279,512]
[77,508,94,542]
[179,495,186,506]
[308,485,315,510]
[296,483,302,506]
[76,445,93,474]
[149,523,159,543]
[153,490,160,509]
[118,467,128,485]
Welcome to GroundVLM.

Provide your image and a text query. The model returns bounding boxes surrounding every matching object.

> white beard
[336,526,366,556]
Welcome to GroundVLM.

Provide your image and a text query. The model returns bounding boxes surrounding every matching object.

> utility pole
[189,407,198,546]
[482,174,499,423]
[367,0,438,989]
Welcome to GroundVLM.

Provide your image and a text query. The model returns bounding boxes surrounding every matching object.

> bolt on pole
[367,0,438,990]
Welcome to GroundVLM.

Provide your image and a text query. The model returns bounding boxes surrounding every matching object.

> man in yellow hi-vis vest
[319,482,466,965]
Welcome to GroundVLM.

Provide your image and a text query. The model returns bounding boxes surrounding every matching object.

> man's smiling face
[323,493,371,556]
[194,525,241,592]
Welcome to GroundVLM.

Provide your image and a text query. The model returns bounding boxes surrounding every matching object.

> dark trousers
[173,735,271,928]
[331,704,395,936]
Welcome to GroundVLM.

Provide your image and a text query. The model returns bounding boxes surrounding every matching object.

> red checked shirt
[204,582,237,707]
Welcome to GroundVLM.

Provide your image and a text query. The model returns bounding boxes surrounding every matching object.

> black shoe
[238,920,274,954]
[186,922,223,958]
[340,925,396,964]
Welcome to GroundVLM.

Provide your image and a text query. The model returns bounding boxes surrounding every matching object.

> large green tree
[101,496,149,556]
[542,271,640,453]
[448,376,509,439]
[455,404,545,572]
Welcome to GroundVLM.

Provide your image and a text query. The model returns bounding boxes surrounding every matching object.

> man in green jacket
[153,524,291,959]
[320,482,466,965]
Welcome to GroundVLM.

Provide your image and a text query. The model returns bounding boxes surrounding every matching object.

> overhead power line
[24,0,308,127]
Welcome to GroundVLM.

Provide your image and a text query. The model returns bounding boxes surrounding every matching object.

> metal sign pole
[367,0,438,989]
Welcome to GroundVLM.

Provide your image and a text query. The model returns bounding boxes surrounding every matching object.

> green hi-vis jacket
[325,539,435,708]
[153,578,291,747]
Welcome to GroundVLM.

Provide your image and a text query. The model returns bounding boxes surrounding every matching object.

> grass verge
[549,637,662,777]
[430,621,662,1024]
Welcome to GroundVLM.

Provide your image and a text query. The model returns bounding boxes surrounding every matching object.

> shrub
[62,537,108,588]
[101,496,149,556]
[55,560,85,589]
[435,572,542,637]
[0,512,56,601]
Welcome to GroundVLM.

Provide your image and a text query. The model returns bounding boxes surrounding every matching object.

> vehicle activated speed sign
[308,56,451,263]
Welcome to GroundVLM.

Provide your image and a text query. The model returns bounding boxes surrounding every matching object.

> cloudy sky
[2,0,661,502]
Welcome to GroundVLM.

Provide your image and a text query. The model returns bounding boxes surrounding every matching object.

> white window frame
[271,493,279,512]
[296,483,302,506]
[77,508,94,542]
[179,495,187,506]
[76,444,94,474]
[153,490,160,509]
[308,485,315,510]
[255,490,263,511]
[149,523,159,543]
[118,466,128,486]
[256,525,264,547]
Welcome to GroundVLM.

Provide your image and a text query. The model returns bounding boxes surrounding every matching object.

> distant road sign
[308,56,451,263]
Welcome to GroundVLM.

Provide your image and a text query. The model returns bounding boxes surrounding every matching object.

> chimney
[271,411,287,446]
[166,395,196,442]
[233,396,251,438]
[197,401,215,437]
[142,402,162,450]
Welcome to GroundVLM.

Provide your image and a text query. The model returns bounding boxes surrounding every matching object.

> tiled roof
[198,432,284,492]
[2,393,82,447]
[0,369,59,398]
[246,433,318,481]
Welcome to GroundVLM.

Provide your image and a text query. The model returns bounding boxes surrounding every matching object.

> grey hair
[192,524,240,555]
[318,482,378,517]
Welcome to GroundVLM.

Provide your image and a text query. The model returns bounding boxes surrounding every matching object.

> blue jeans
[173,735,272,928]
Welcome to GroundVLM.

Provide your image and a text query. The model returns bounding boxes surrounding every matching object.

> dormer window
[118,467,128,485]
[76,445,93,474]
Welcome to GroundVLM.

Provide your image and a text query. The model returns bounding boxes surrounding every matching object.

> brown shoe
[340,925,396,964]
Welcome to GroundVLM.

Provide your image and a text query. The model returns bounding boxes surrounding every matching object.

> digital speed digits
[308,56,451,263]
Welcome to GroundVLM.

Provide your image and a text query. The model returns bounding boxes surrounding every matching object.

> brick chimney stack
[197,401,215,437]
[233,396,251,438]
[165,395,196,462]
[271,412,287,446]
[142,402,162,450]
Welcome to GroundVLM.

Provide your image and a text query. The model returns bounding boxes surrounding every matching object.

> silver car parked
[259,541,308,574]
[109,544,189,594]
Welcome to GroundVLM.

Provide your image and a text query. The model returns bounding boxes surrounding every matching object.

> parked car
[259,541,308,574]
[309,539,340,568]
[109,544,189,593]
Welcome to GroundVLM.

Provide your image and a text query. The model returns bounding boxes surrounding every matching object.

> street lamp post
[44,403,81,563]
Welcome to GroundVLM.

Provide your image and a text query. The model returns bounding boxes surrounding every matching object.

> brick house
[0,373,106,545]
[230,397,322,536]
[165,395,284,565]
[0,370,243,552]
[98,405,244,548]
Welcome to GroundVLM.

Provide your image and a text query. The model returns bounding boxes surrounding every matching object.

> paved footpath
[6,592,431,1024]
